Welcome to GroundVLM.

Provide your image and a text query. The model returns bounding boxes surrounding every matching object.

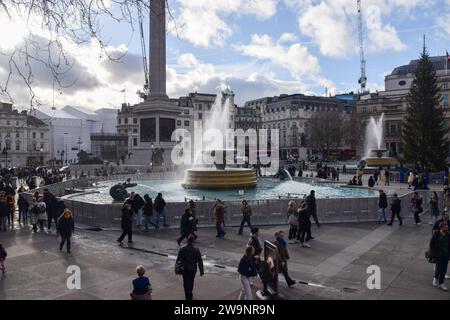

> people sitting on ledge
[348,176,358,186]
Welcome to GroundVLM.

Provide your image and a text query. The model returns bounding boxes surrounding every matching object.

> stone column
[149,0,168,99]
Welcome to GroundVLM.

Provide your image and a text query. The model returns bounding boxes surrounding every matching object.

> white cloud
[437,13,450,38]
[368,24,407,52]
[278,33,298,44]
[295,0,425,57]
[235,34,321,79]
[171,0,278,48]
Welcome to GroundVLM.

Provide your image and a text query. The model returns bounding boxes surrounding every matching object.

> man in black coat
[248,228,262,257]
[117,200,134,245]
[175,234,204,300]
[305,190,320,228]
[377,190,388,223]
[387,193,402,226]
[43,188,59,230]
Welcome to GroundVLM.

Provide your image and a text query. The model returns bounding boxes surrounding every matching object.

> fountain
[360,113,397,168]
[182,90,257,190]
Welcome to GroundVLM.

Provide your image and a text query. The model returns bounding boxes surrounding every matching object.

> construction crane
[138,6,150,100]
[357,0,367,92]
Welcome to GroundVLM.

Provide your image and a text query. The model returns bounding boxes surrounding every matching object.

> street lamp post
[40,147,44,166]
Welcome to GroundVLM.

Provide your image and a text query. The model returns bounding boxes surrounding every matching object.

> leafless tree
[0,0,177,107]
[307,111,349,156]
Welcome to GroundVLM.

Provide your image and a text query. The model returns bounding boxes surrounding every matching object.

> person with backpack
[238,200,253,235]
[143,194,158,232]
[175,234,204,300]
[387,193,403,226]
[36,197,47,231]
[0,243,7,274]
[57,208,75,254]
[429,222,450,291]
[377,190,388,223]
[177,208,197,246]
[154,193,169,227]
[237,246,258,300]
[297,200,311,248]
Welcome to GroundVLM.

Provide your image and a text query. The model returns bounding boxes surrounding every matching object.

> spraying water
[364,113,384,157]
[193,89,232,166]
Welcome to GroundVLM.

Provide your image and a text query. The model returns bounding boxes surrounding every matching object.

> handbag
[175,260,184,275]
[425,249,435,264]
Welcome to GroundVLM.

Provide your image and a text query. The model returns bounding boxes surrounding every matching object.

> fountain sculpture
[182,90,257,190]
[360,113,397,168]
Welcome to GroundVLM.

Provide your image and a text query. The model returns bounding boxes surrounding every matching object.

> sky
[1,0,450,110]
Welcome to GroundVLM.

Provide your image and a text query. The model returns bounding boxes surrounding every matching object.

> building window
[198,113,203,120]
[118,118,121,124]
[15,141,20,151]
[15,132,19,138]
[124,129,128,134]
[444,94,449,107]
[133,138,138,146]
[177,120,182,126]
[32,132,36,139]
[40,132,44,139]
[184,120,190,126]
[125,118,128,124]
[133,118,137,124]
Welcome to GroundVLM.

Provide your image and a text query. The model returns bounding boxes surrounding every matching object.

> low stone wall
[23,177,442,229]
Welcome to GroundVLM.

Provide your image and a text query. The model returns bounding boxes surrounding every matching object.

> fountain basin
[182,168,257,189]
[362,148,397,167]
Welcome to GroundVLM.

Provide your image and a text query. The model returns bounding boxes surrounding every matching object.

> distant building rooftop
[390,55,448,76]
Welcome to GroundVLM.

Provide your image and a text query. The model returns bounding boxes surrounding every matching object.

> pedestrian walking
[305,190,320,231]
[411,192,423,225]
[154,193,169,227]
[130,265,152,300]
[36,197,47,231]
[0,193,9,232]
[187,200,198,231]
[43,189,59,231]
[213,199,226,238]
[248,227,262,257]
[117,199,134,246]
[297,201,311,247]
[57,208,75,254]
[177,208,197,246]
[444,187,450,211]
[429,192,440,225]
[175,234,204,300]
[429,222,450,291]
[238,200,253,235]
[273,230,296,287]
[407,172,414,189]
[384,169,390,186]
[287,202,299,243]
[143,194,158,232]
[377,190,388,223]
[17,193,29,225]
[387,193,403,226]
[237,246,258,300]
[132,193,145,230]
[6,193,15,226]
[0,243,7,274]
[374,169,379,185]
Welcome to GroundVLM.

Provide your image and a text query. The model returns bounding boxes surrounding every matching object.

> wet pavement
[0,216,449,300]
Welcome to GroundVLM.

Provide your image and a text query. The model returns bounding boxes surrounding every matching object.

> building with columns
[356,55,450,159]
[0,102,50,167]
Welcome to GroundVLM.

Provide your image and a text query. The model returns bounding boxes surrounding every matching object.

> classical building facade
[357,55,450,158]
[245,94,355,160]
[0,102,49,167]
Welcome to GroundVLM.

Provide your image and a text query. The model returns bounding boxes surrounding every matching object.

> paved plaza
[0,215,449,300]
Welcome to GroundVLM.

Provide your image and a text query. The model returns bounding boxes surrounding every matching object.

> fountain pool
[66,178,378,204]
